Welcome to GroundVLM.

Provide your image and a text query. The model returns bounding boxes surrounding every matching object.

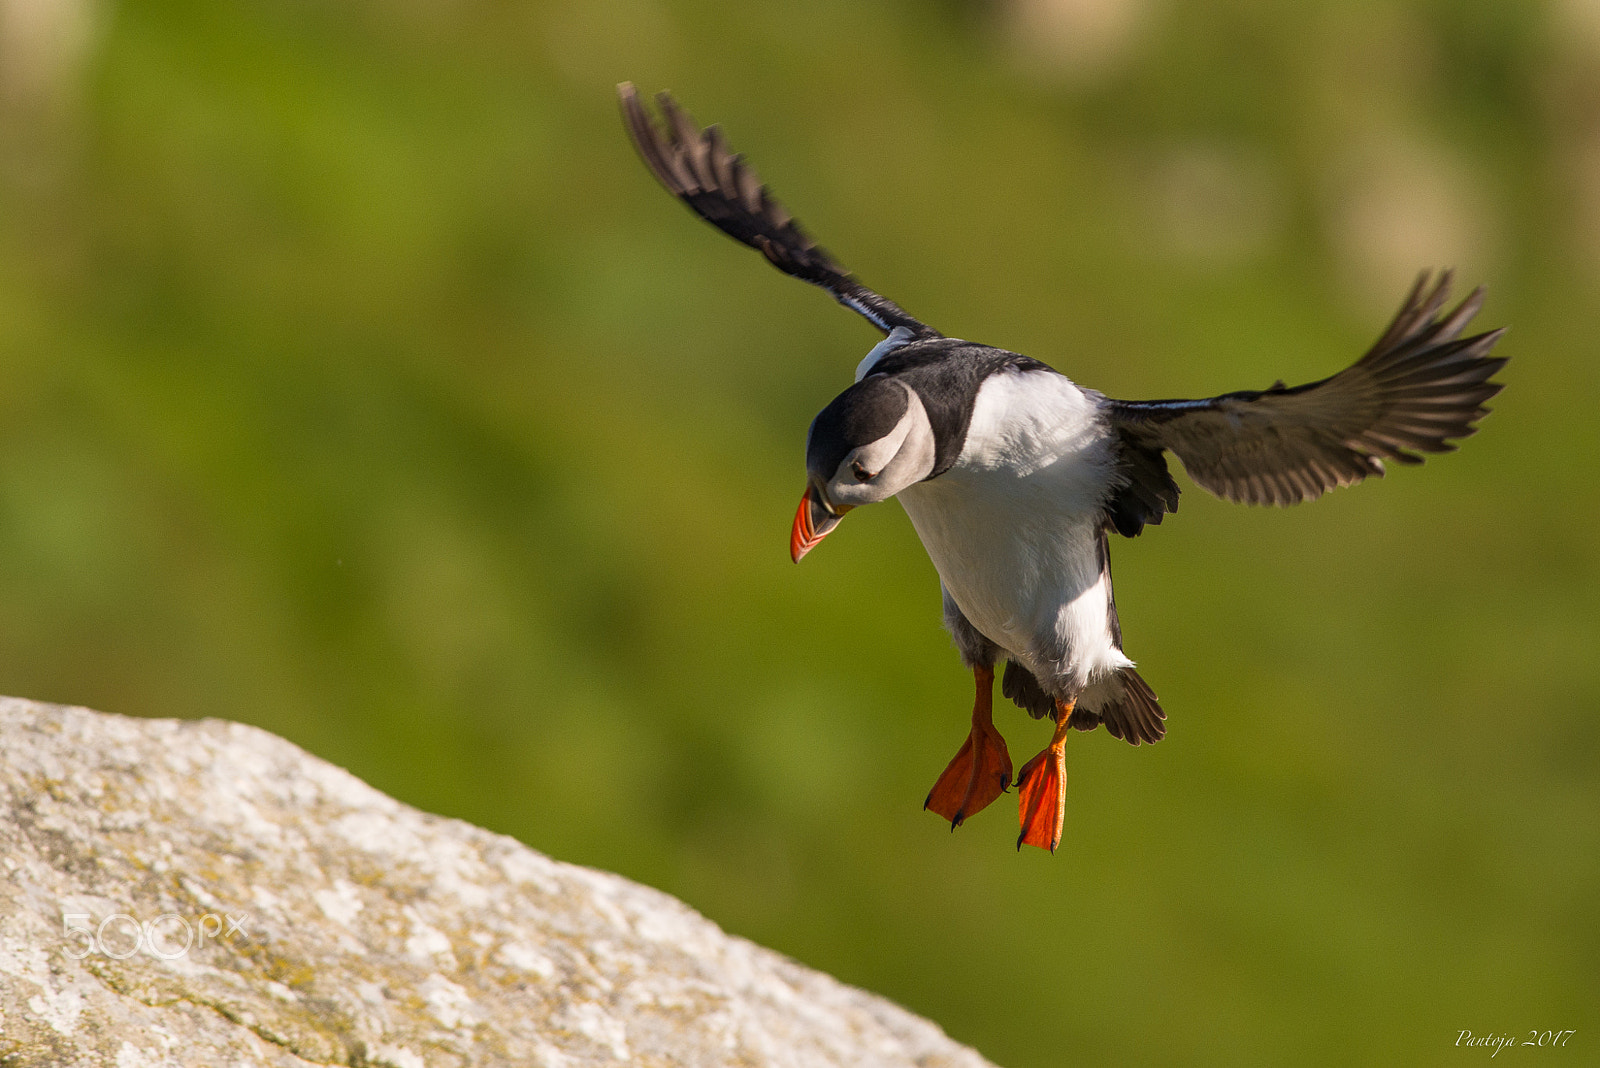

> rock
[0,697,995,1067]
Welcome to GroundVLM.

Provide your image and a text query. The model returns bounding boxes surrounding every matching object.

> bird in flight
[618,84,1507,852]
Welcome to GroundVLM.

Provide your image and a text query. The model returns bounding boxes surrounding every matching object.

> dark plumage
[1109,275,1505,525]
[618,83,932,338]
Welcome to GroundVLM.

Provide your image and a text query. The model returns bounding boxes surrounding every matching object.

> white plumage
[899,367,1131,696]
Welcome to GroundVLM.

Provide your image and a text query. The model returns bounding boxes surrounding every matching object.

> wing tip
[617,82,934,339]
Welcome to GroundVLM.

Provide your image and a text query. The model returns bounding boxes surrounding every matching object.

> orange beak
[790,486,845,562]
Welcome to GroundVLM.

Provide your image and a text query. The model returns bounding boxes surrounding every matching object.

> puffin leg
[923,665,1013,828]
[1016,699,1075,852]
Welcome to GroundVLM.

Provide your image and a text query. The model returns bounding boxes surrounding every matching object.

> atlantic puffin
[618,84,1507,852]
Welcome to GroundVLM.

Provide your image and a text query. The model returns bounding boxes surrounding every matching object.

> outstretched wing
[1104,272,1507,536]
[619,83,935,338]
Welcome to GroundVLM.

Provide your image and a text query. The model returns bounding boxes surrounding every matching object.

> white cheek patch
[827,385,936,506]
[834,412,912,485]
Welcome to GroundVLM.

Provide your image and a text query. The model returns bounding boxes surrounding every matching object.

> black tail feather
[1003,661,1166,746]
[1002,660,1054,720]
[1097,667,1166,746]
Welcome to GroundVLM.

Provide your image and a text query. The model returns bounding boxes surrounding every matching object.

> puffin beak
[791,486,847,562]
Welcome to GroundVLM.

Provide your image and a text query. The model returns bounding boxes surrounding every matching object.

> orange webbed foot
[924,718,1013,828]
[1016,699,1074,852]
[1014,745,1066,851]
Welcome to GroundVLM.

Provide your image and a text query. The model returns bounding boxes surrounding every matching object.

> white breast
[897,368,1131,691]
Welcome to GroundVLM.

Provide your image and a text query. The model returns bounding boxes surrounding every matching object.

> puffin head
[791,375,936,562]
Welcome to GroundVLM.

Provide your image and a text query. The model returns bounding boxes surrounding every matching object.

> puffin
[618,84,1507,852]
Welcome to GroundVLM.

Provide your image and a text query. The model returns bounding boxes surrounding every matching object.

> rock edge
[0,697,996,1067]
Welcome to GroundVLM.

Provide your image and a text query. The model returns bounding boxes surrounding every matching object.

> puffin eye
[851,460,874,482]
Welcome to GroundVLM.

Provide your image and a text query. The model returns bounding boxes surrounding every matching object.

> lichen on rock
[0,697,995,1067]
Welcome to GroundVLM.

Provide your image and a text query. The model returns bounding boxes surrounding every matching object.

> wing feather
[1107,272,1507,521]
[619,83,935,339]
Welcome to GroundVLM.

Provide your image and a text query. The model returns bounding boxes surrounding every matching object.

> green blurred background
[0,0,1595,1063]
